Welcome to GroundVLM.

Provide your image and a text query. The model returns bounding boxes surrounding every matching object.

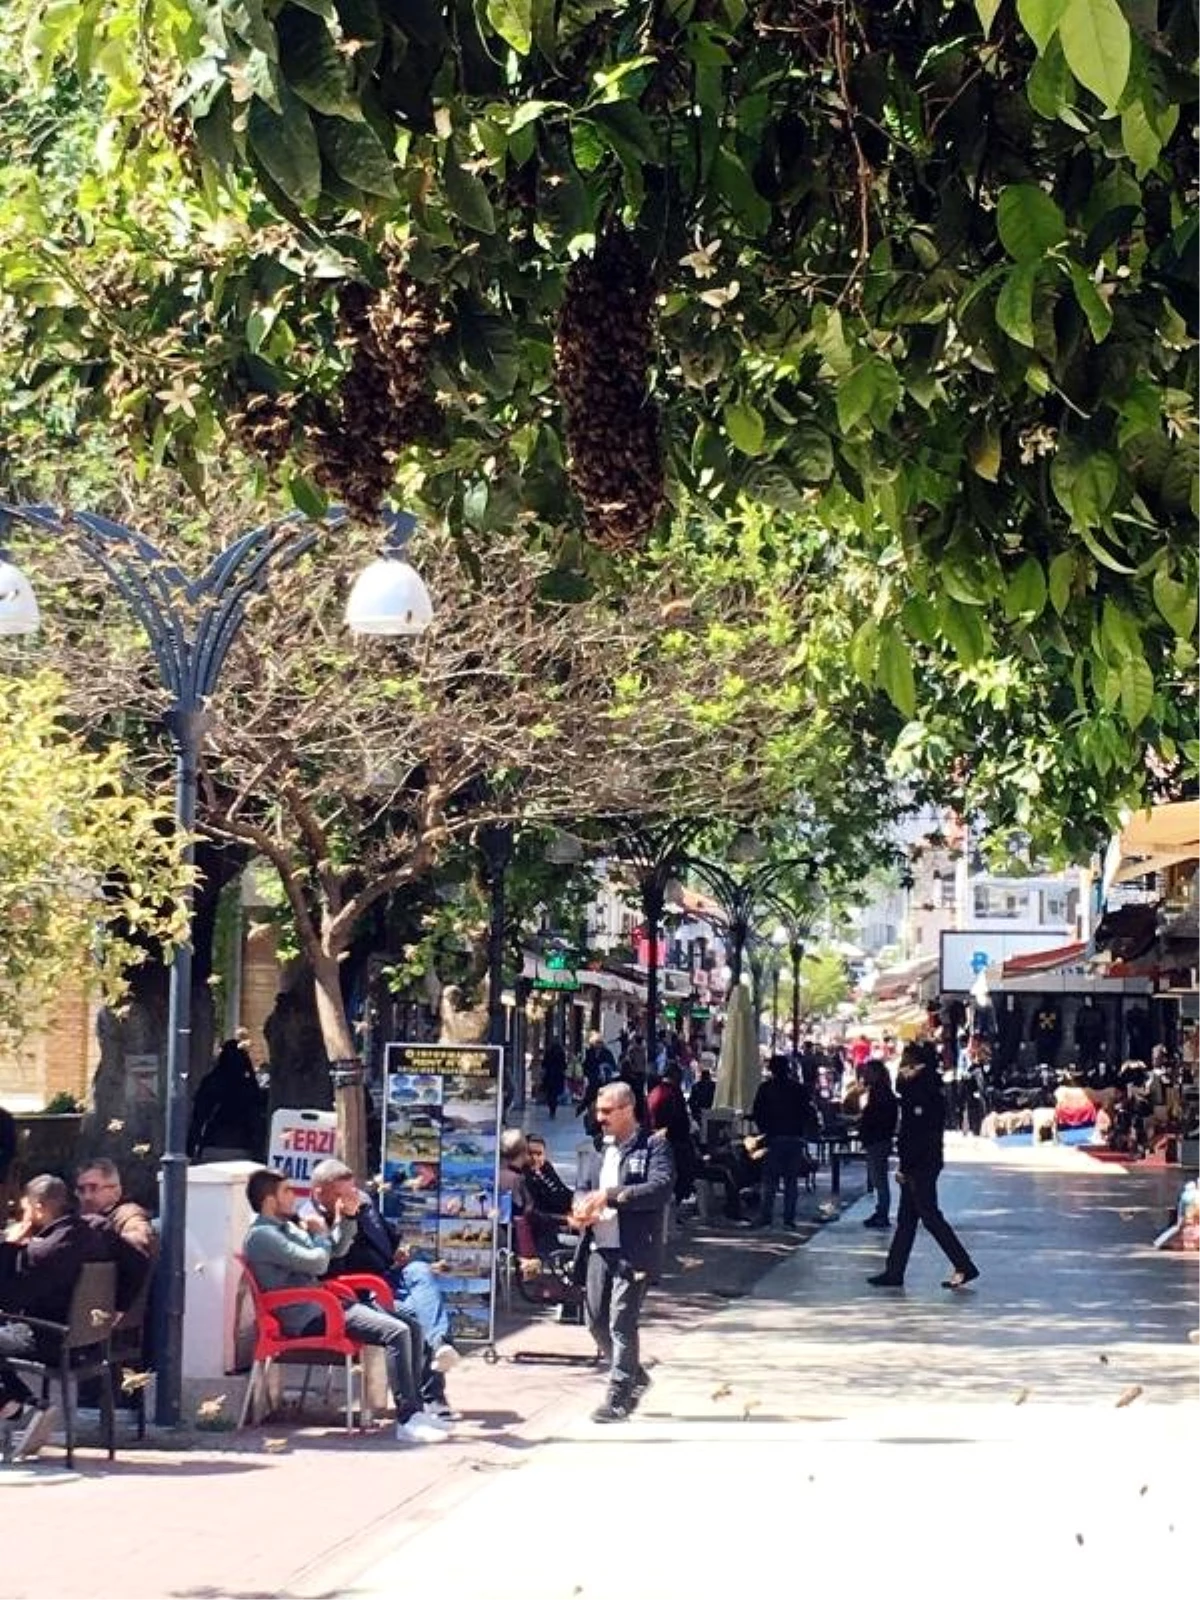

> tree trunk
[311,943,368,1178]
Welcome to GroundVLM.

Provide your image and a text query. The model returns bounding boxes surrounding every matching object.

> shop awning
[1104,800,1200,889]
[1001,940,1090,979]
[868,953,939,1002]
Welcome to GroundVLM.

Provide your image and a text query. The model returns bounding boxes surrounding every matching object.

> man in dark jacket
[748,1056,813,1230]
[76,1158,157,1316]
[868,1048,978,1291]
[0,1174,107,1457]
[571,1083,674,1424]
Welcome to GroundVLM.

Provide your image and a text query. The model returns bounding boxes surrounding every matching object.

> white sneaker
[431,1344,460,1374]
[416,1408,453,1431]
[396,1416,449,1444]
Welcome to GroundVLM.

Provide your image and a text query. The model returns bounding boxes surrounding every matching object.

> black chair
[1,1260,119,1467]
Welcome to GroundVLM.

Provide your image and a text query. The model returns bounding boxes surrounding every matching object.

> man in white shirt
[570,1083,674,1423]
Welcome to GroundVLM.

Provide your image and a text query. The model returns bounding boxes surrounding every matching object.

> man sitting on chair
[0,1174,108,1459]
[242,1168,448,1445]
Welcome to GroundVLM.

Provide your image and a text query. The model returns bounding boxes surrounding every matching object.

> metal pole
[155,708,200,1428]
[482,825,515,1110]
[771,962,780,1054]
[791,938,804,1067]
[643,879,664,1069]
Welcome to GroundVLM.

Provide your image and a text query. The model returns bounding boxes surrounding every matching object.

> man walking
[748,1055,813,1230]
[242,1168,447,1444]
[571,1083,674,1424]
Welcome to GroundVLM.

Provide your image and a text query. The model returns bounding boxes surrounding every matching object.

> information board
[381,1041,503,1347]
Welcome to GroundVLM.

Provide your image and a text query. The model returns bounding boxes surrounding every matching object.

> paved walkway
[341,1143,1199,1600]
[2,1143,1195,1600]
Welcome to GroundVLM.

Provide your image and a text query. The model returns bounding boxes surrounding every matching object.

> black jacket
[0,1212,108,1358]
[896,1063,945,1172]
[858,1085,899,1147]
[575,1128,674,1278]
[750,1074,811,1139]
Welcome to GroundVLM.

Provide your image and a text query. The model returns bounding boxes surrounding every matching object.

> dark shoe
[942,1266,980,1290]
[591,1397,631,1424]
[631,1368,653,1404]
[862,1216,891,1229]
[783,1220,800,1231]
[867,1273,905,1288]
[745,1218,770,1230]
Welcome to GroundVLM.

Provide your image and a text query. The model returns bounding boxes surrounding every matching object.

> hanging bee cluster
[309,253,446,518]
[554,228,664,553]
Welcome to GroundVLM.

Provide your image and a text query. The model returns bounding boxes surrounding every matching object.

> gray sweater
[243,1213,357,1335]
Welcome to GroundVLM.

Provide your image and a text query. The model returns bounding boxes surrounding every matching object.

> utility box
[183,1159,260,1379]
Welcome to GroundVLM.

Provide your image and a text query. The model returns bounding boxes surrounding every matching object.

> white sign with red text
[267,1108,338,1199]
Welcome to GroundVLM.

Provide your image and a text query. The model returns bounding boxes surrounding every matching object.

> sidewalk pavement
[3,1141,1196,1600]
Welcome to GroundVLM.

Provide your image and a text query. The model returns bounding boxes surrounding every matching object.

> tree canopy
[0,669,190,1035]
[0,0,1196,857]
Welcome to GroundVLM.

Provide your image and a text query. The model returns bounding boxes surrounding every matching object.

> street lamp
[0,501,431,1429]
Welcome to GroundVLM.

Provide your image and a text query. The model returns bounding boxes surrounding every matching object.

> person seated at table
[524,1135,573,1229]
[0,1174,108,1459]
[306,1158,460,1416]
[242,1168,447,1444]
[688,1058,717,1124]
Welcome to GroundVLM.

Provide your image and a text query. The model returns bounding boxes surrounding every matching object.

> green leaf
[487,0,533,54]
[1101,597,1133,661]
[443,142,496,233]
[938,596,989,663]
[997,185,1067,263]
[814,308,853,377]
[1027,37,1083,124]
[975,0,1003,38]
[1017,0,1069,51]
[1067,262,1113,343]
[791,424,834,483]
[723,401,765,456]
[588,101,661,166]
[276,8,361,119]
[1119,655,1154,728]
[836,363,874,433]
[877,630,916,718]
[969,422,1001,481]
[849,620,877,684]
[1004,557,1048,620]
[248,89,323,207]
[1152,567,1199,639]
[1059,0,1131,113]
[995,262,1038,347]
[1048,550,1075,614]
[315,116,397,197]
[712,146,771,233]
[1073,451,1120,524]
[1120,99,1163,177]
[286,473,329,517]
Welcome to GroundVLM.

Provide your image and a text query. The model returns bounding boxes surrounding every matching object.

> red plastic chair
[324,1273,396,1313]
[235,1254,365,1433]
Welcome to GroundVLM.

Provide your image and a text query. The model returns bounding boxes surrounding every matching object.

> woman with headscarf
[187,1037,267,1162]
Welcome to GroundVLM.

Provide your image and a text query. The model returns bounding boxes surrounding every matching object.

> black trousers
[0,1321,38,1408]
[885,1166,975,1280]
[585,1247,648,1402]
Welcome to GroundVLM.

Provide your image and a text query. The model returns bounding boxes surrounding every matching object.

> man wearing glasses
[570,1082,674,1424]
[75,1160,157,1317]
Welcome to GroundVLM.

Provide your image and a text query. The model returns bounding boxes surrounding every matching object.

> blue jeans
[756,1135,807,1226]
[863,1140,891,1221]
[390,1261,453,1404]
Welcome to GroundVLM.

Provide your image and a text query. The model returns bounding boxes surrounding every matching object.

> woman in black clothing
[858,1059,898,1229]
[868,1044,978,1290]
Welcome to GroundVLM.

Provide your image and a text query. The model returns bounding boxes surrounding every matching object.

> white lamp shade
[0,559,39,636]
[344,557,433,636]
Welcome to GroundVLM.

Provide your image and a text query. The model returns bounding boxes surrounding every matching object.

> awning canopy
[869,953,939,1002]
[1105,800,1200,889]
[1001,940,1090,979]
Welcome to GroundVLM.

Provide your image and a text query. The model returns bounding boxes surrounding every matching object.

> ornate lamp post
[0,503,431,1428]
[611,821,696,1056]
